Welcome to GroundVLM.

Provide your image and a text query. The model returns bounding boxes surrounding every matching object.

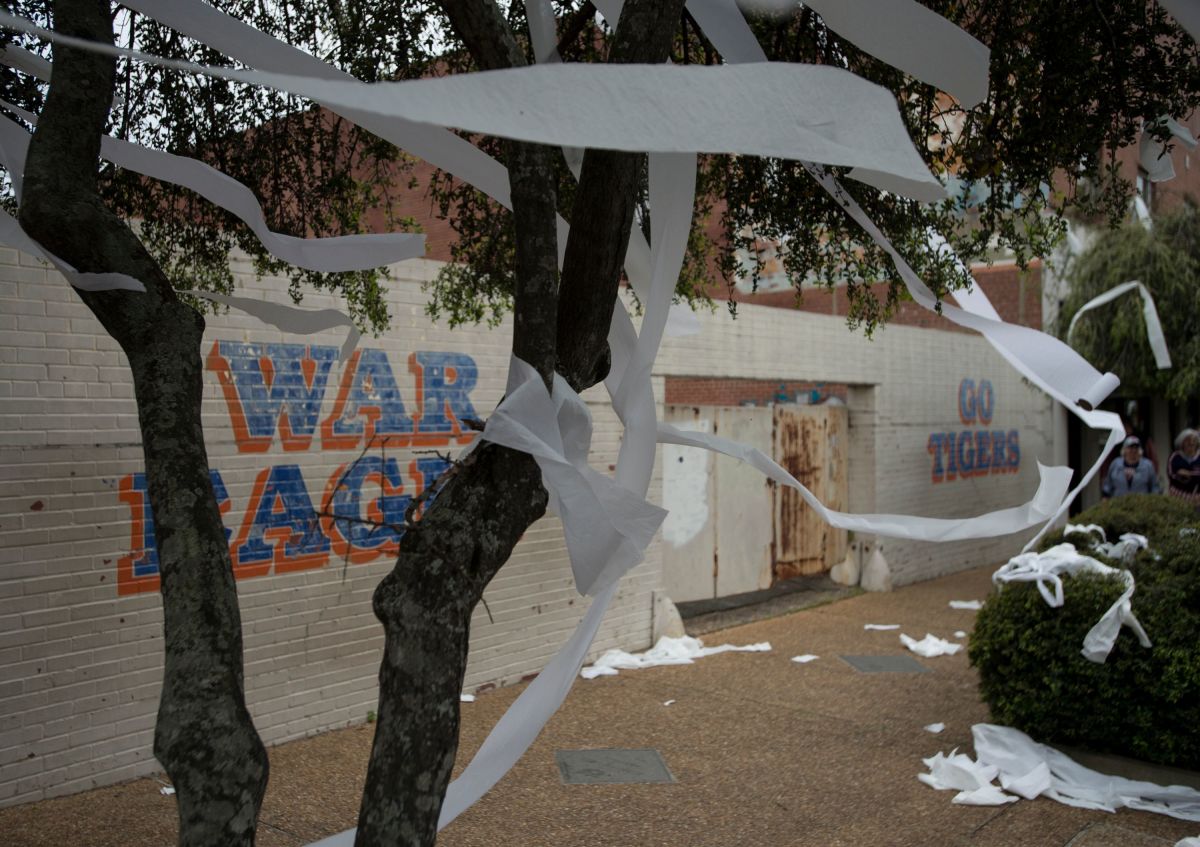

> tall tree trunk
[19,2,269,844]
[354,2,686,845]
[354,443,547,846]
[356,4,559,837]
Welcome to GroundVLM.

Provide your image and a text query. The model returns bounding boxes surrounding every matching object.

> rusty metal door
[772,405,848,579]
[662,403,848,601]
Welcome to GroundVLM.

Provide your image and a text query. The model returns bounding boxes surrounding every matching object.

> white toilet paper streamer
[181,291,362,363]
[580,635,771,679]
[0,10,946,201]
[900,633,963,658]
[992,543,1151,663]
[687,0,1127,554]
[920,723,1200,821]
[0,101,425,276]
[1138,115,1198,184]
[0,1,1143,838]
[800,0,990,109]
[1160,0,1200,43]
[1066,280,1172,370]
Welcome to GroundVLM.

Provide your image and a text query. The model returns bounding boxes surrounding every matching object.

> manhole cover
[840,654,929,673]
[555,749,676,784]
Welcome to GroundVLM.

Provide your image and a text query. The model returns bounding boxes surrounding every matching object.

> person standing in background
[1102,436,1162,499]
[1168,428,1200,511]
[1099,401,1160,484]
[1124,400,1161,471]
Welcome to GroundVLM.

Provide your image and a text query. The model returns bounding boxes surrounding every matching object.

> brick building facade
[0,242,1058,804]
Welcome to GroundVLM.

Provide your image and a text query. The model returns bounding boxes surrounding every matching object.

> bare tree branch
[556,0,687,391]
[437,0,560,386]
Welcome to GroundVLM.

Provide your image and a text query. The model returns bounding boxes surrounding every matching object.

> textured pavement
[3,564,1198,846]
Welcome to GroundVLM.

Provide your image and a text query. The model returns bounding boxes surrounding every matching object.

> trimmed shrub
[1038,493,1198,551]
[969,497,1200,768]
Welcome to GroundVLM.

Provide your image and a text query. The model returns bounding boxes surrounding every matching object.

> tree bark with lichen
[18,2,268,844]
[351,2,684,844]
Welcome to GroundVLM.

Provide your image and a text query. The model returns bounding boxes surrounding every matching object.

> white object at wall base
[652,590,686,642]
[860,544,894,592]
[830,540,863,586]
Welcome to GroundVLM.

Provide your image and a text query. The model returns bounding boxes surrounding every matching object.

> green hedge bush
[969,496,1200,768]
[1037,493,1198,551]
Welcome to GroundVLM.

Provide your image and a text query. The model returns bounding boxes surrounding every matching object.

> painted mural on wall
[926,378,1021,483]
[116,340,479,595]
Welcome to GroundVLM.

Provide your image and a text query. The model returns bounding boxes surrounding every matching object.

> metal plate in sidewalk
[840,654,930,673]
[555,749,676,784]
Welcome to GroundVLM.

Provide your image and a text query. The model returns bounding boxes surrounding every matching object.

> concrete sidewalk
[3,564,1197,846]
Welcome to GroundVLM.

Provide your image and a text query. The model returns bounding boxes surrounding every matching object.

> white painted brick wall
[656,301,1057,586]
[0,249,1057,807]
[0,251,661,806]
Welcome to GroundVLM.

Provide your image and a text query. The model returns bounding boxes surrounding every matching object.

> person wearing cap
[1099,404,1159,483]
[1102,435,1162,499]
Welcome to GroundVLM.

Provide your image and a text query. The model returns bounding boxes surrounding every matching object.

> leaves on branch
[426,1,1200,337]
[3,1,1199,340]
[715,1,1200,334]
[1060,207,1200,401]
[2,0,436,334]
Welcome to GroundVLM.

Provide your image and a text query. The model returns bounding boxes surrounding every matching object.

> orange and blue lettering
[927,433,946,483]
[1006,430,1020,469]
[958,378,977,425]
[117,470,229,595]
[412,455,452,491]
[410,352,479,444]
[976,381,994,425]
[208,341,338,453]
[929,379,1021,483]
[973,431,992,475]
[321,348,415,450]
[958,378,995,425]
[233,465,329,577]
[990,430,1007,471]
[409,456,452,519]
[956,429,976,475]
[322,456,411,563]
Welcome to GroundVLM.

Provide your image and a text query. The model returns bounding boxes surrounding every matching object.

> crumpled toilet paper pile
[900,633,963,658]
[920,724,1200,822]
[580,635,771,679]
[1065,523,1150,563]
[992,542,1151,663]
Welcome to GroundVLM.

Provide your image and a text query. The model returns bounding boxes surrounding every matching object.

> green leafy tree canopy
[427,1,1200,334]
[0,0,437,330]
[1061,208,1200,401]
